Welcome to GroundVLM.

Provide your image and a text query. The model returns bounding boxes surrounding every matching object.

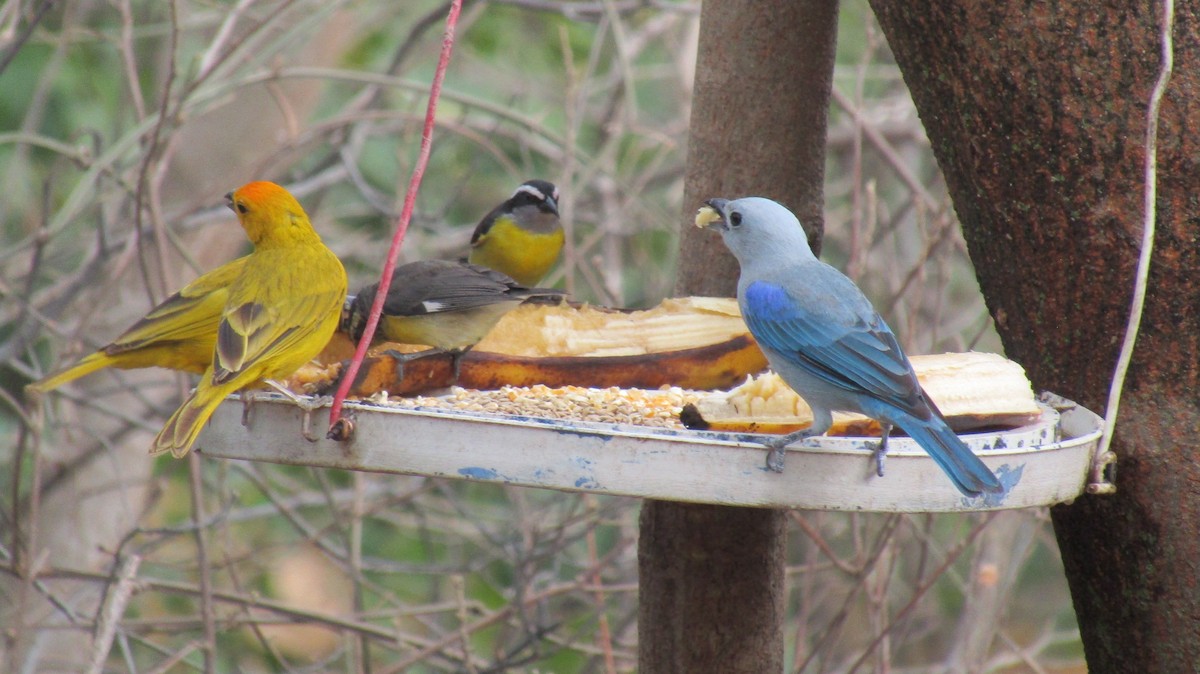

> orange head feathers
[226,181,322,248]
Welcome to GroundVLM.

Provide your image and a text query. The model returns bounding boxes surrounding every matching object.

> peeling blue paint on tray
[965,463,1025,508]
[996,463,1025,491]
[568,456,600,489]
[491,413,620,441]
[459,467,500,480]
[553,427,616,441]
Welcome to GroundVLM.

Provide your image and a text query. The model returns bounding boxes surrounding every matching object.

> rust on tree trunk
[869,1,1200,669]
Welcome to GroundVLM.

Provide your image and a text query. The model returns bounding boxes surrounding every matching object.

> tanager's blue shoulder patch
[744,281,800,320]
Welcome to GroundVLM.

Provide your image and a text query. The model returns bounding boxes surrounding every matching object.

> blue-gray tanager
[695,197,1003,497]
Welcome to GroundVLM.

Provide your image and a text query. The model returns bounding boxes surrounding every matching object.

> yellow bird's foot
[241,389,255,426]
[261,379,330,441]
[382,347,446,383]
[448,346,474,382]
[263,379,303,403]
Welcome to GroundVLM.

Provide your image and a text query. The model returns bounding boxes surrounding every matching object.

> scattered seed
[362,384,703,429]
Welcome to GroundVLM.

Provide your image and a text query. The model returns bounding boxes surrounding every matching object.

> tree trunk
[868,1,1200,670]
[639,0,838,671]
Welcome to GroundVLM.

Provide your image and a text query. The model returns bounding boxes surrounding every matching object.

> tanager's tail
[898,411,1003,497]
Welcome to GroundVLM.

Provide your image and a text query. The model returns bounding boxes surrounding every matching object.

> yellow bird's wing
[105,256,247,355]
[211,250,345,385]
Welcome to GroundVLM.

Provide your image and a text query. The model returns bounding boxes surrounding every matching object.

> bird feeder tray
[195,393,1100,513]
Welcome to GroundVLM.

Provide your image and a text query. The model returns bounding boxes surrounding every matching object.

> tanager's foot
[873,424,893,478]
[762,427,821,473]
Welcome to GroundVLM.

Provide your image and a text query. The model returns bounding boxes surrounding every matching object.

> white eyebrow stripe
[513,184,546,201]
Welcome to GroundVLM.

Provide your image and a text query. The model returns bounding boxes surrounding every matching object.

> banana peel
[681,351,1041,436]
[289,297,768,396]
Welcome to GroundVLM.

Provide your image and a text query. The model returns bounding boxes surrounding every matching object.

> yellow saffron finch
[152,181,347,458]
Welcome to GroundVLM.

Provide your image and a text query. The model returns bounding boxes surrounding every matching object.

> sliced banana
[477,297,751,358]
[691,351,1041,434]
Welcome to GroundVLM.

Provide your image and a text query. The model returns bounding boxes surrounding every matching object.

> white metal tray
[195,395,1101,512]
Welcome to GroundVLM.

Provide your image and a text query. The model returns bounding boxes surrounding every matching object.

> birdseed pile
[366,384,703,428]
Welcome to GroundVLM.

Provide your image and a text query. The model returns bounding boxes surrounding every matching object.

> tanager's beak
[695,199,729,230]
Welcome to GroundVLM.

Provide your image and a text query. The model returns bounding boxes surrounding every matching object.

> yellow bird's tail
[151,378,231,458]
[27,351,118,395]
